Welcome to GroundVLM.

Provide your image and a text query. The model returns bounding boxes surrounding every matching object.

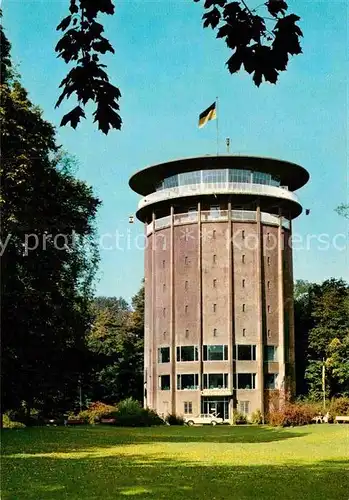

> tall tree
[86,284,144,404]
[294,280,315,396]
[305,279,349,399]
[0,24,101,421]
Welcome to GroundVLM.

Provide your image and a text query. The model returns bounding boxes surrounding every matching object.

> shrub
[267,402,317,427]
[165,413,185,426]
[329,397,349,418]
[268,409,286,427]
[78,401,117,424]
[113,398,164,427]
[231,410,247,425]
[250,409,263,424]
[3,414,26,429]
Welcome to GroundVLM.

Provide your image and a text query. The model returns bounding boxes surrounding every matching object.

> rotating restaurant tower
[129,156,309,420]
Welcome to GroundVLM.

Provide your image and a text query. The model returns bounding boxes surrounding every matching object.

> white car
[184,413,224,426]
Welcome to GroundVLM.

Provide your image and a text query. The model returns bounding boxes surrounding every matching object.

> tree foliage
[294,279,349,399]
[55,0,121,134]
[86,284,144,404]
[335,203,349,219]
[0,23,101,420]
[55,1,302,132]
[195,0,302,86]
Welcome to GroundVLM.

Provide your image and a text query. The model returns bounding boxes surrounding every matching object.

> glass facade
[155,168,281,191]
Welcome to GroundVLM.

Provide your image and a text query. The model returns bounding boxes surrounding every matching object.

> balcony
[138,182,299,211]
[201,388,233,397]
[146,210,291,235]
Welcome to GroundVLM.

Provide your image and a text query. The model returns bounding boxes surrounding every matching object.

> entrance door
[201,397,230,420]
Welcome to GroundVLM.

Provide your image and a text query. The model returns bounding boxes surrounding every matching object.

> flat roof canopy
[129,155,309,195]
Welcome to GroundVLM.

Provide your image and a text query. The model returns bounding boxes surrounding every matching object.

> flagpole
[216,96,219,155]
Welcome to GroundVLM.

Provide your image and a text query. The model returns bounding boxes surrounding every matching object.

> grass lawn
[2,424,348,500]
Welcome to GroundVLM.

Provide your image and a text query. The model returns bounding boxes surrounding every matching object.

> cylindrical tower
[129,155,309,420]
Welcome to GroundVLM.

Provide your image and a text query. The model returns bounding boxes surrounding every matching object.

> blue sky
[4,0,348,302]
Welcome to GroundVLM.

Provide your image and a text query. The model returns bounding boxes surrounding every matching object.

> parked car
[184,413,224,426]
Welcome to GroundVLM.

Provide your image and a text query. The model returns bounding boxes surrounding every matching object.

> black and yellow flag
[198,102,217,128]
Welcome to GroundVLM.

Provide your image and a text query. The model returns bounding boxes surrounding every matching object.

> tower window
[159,375,170,391]
[242,279,245,288]
[177,374,199,390]
[163,283,166,292]
[185,305,188,314]
[213,254,217,264]
[265,373,277,389]
[236,373,256,390]
[267,256,270,266]
[213,328,217,337]
[213,279,217,288]
[177,345,198,362]
[267,329,271,338]
[158,347,170,363]
[213,303,217,312]
[185,329,189,338]
[267,305,271,313]
[267,280,270,289]
[242,254,246,264]
[242,230,245,239]
[163,307,166,317]
[163,331,167,339]
[242,303,246,312]
[236,345,256,361]
[162,260,166,268]
[264,345,277,362]
[185,280,188,290]
[243,328,246,337]
[203,344,228,361]
[212,229,216,239]
[185,256,188,265]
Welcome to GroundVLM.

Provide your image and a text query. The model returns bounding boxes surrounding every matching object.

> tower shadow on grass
[2,425,309,455]
[2,453,349,500]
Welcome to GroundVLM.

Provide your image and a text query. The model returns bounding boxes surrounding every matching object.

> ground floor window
[238,401,250,415]
[236,373,256,389]
[177,374,199,390]
[203,373,229,389]
[184,401,193,414]
[159,375,171,391]
[265,373,278,389]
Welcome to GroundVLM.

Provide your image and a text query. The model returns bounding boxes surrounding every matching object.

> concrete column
[256,205,265,417]
[198,202,203,413]
[170,205,176,414]
[151,211,156,409]
[278,213,286,396]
